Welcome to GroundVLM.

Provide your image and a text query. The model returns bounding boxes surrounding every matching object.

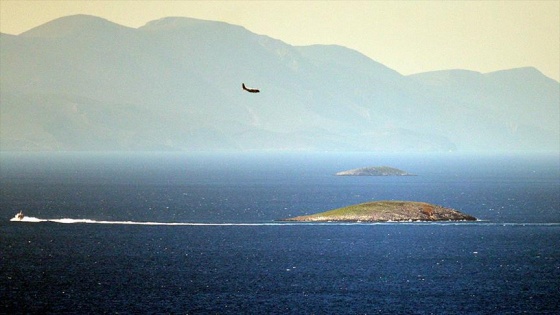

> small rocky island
[336,166,415,176]
[280,201,477,222]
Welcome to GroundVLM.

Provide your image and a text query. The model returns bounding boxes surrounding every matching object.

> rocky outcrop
[281,201,476,222]
[335,166,415,176]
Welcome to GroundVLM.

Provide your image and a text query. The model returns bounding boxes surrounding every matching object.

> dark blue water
[1,152,559,313]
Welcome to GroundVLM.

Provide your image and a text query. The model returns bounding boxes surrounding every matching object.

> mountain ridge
[20,14,135,38]
[1,15,558,152]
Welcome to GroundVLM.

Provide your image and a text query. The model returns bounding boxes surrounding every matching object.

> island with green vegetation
[280,201,477,222]
[335,166,415,176]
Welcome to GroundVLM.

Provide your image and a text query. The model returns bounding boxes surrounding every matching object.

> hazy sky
[1,0,559,81]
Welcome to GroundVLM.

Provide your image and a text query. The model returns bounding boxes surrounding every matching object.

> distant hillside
[335,166,415,176]
[1,15,558,152]
[280,201,477,222]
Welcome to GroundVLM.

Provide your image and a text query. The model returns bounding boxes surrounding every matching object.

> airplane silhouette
[242,83,260,93]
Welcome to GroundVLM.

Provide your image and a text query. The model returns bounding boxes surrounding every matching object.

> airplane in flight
[242,83,260,93]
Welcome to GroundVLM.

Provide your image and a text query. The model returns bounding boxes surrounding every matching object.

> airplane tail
[242,83,259,93]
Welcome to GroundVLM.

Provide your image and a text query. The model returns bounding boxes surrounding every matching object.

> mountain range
[1,15,558,152]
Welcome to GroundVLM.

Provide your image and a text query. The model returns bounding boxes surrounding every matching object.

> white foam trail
[10,216,44,223]
[10,217,292,226]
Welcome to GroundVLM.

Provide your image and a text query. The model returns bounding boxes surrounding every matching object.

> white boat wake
[9,216,290,226]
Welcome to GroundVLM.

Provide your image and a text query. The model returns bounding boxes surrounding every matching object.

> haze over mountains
[1,15,558,152]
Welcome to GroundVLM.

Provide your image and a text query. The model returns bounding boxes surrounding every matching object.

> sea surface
[1,152,559,314]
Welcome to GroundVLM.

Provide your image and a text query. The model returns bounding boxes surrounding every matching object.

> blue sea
[1,152,559,314]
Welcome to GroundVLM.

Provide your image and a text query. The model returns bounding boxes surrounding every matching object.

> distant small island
[280,201,477,222]
[335,166,415,176]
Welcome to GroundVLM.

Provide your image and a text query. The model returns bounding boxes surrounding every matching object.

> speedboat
[14,211,24,220]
